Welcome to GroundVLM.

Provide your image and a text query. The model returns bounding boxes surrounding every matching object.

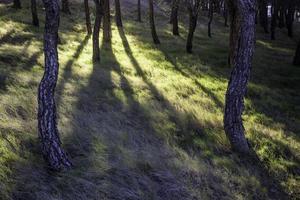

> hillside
[0,0,300,199]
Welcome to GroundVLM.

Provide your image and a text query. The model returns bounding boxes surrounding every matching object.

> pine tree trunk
[271,1,278,40]
[149,0,160,44]
[84,0,92,35]
[137,0,142,22]
[293,41,300,66]
[31,0,39,27]
[208,0,213,38]
[224,0,256,154]
[278,5,285,28]
[223,2,229,27]
[38,0,71,171]
[115,0,123,27]
[186,13,197,53]
[259,0,269,33]
[286,3,294,38]
[172,0,179,36]
[13,0,21,9]
[103,0,111,43]
[61,0,71,14]
[93,0,103,62]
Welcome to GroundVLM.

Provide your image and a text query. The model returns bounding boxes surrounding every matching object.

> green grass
[0,0,299,199]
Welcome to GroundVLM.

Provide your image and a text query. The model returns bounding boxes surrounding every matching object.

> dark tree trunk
[13,0,21,9]
[31,0,39,27]
[137,0,142,22]
[61,0,71,14]
[224,0,256,154]
[115,0,123,27]
[278,5,285,28]
[208,0,213,38]
[259,0,269,33]
[103,0,111,43]
[293,41,300,66]
[149,0,160,44]
[171,0,180,36]
[271,0,278,40]
[286,3,294,38]
[223,2,229,27]
[84,0,92,35]
[93,0,103,62]
[38,0,71,170]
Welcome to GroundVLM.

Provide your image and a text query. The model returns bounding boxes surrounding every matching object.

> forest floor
[0,0,300,199]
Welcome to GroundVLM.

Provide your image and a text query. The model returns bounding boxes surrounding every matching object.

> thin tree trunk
[38,0,71,170]
[223,2,229,27]
[84,0,92,35]
[61,0,71,14]
[149,0,160,44]
[115,0,123,27]
[31,0,39,27]
[172,0,179,36]
[186,13,197,53]
[208,0,213,38]
[293,41,300,66]
[286,2,294,38]
[137,0,142,22]
[224,0,256,154]
[103,0,111,43]
[278,5,285,28]
[259,0,269,33]
[13,0,21,9]
[270,0,278,40]
[93,0,103,62]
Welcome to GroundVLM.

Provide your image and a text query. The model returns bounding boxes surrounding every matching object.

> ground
[0,0,299,199]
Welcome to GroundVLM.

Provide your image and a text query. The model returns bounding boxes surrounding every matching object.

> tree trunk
[223,2,229,27]
[208,0,213,38]
[186,13,197,53]
[278,5,285,28]
[137,0,142,22]
[286,2,294,38]
[259,0,269,33]
[93,0,103,62]
[61,0,71,14]
[103,0,111,43]
[149,0,160,44]
[171,0,179,36]
[38,0,71,170]
[84,0,92,35]
[13,0,21,9]
[31,0,39,27]
[115,0,123,27]
[293,41,300,66]
[271,0,278,40]
[224,0,256,154]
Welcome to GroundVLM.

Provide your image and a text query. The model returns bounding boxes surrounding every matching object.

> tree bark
[84,0,92,35]
[286,2,295,38]
[171,0,180,36]
[115,0,123,27]
[103,0,111,43]
[223,2,229,27]
[38,0,72,170]
[61,0,71,14]
[93,0,103,62]
[271,0,278,40]
[13,0,21,9]
[31,0,39,27]
[278,4,285,28]
[149,0,160,44]
[224,0,256,154]
[137,0,142,22]
[208,0,213,38]
[293,41,300,66]
[259,0,269,33]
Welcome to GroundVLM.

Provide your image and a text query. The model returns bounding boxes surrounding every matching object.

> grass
[0,0,299,199]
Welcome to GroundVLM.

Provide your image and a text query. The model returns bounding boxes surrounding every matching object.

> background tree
[61,0,71,14]
[38,0,72,170]
[294,41,300,66]
[271,0,278,40]
[93,0,103,62]
[31,0,39,27]
[149,0,160,44]
[84,0,92,35]
[224,0,256,154]
[13,0,21,9]
[286,0,295,38]
[186,0,201,53]
[103,0,111,43]
[171,0,180,35]
[208,0,214,38]
[259,0,269,33]
[115,0,123,27]
[137,0,142,22]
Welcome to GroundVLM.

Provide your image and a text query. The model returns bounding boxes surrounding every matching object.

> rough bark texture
[149,0,160,44]
[137,0,142,22]
[186,0,200,53]
[208,0,213,38]
[61,0,71,14]
[259,0,269,33]
[115,0,123,27]
[84,0,92,35]
[31,0,39,27]
[171,0,180,35]
[93,0,103,62]
[38,0,72,170]
[224,0,256,154]
[13,0,21,9]
[271,0,278,40]
[293,41,300,66]
[103,0,111,43]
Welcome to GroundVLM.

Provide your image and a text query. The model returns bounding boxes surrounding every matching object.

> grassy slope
[0,0,299,199]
